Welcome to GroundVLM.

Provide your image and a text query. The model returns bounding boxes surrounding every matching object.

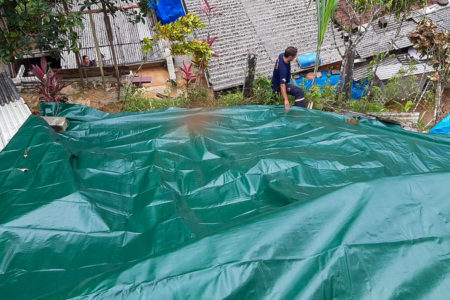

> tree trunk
[74,53,85,88]
[336,59,345,99]
[433,76,442,124]
[88,8,106,90]
[101,1,121,98]
[343,46,355,101]
[243,50,257,98]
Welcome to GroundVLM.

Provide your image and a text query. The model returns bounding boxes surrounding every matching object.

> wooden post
[88,8,106,90]
[100,1,121,98]
[74,52,85,88]
[62,2,85,88]
[243,50,257,98]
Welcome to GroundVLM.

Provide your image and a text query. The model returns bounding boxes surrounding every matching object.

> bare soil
[22,80,450,128]
[22,88,119,115]
[415,88,450,126]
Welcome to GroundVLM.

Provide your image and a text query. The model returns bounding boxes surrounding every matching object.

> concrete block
[376,112,420,124]
[165,48,177,82]
[41,116,68,132]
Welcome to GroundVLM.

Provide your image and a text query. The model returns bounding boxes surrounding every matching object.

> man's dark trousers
[286,84,306,107]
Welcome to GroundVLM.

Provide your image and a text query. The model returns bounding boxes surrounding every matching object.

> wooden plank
[59,66,130,79]
[132,76,152,84]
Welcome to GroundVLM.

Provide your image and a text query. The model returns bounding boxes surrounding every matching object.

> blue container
[298,52,321,68]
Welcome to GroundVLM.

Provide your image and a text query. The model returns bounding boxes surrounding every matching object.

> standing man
[272,47,306,111]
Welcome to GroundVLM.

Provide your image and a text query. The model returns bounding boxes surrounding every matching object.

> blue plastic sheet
[352,80,370,100]
[293,73,369,100]
[431,114,450,134]
[150,0,185,24]
[294,72,340,90]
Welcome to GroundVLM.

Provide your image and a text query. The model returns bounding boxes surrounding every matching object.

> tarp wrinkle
[1,103,450,299]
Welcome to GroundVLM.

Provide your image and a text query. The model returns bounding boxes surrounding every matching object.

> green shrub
[186,86,210,104]
[348,100,387,113]
[121,85,190,112]
[121,95,190,112]
[302,78,337,111]
[368,63,421,104]
[389,100,414,112]
[251,73,284,105]
[216,92,244,107]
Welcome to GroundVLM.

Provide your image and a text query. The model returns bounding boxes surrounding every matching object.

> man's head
[284,47,298,62]
[82,55,89,63]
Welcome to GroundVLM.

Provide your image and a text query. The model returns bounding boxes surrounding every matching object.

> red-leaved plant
[201,0,219,18]
[201,0,220,43]
[204,36,218,55]
[179,61,197,85]
[31,57,70,103]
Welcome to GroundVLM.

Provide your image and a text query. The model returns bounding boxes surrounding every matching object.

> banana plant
[308,0,339,85]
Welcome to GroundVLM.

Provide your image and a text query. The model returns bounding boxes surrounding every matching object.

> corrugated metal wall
[0,100,31,152]
[61,8,165,69]
[0,73,31,152]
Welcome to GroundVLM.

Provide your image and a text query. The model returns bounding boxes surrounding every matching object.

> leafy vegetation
[179,61,197,86]
[308,0,339,84]
[390,100,414,113]
[251,74,284,105]
[142,13,214,76]
[368,62,422,104]
[121,85,189,112]
[215,92,244,107]
[409,18,450,123]
[31,57,70,103]
[334,0,426,99]
[349,100,387,113]
[0,0,83,63]
[0,0,153,64]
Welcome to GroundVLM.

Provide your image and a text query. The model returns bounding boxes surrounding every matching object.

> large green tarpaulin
[1,104,450,299]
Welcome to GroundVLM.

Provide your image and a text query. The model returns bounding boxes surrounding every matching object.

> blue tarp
[293,72,369,100]
[352,80,370,100]
[431,114,450,134]
[150,0,185,24]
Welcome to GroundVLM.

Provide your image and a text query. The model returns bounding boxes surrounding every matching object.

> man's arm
[280,84,290,111]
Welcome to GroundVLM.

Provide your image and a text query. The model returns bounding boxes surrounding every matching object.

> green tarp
[1,104,450,299]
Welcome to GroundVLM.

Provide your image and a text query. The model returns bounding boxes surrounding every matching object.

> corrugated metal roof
[356,18,416,59]
[61,7,165,69]
[0,73,31,152]
[184,0,345,91]
[353,56,434,81]
[376,62,434,81]
[353,57,398,81]
[412,5,450,31]
[356,4,449,59]
[0,72,20,106]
